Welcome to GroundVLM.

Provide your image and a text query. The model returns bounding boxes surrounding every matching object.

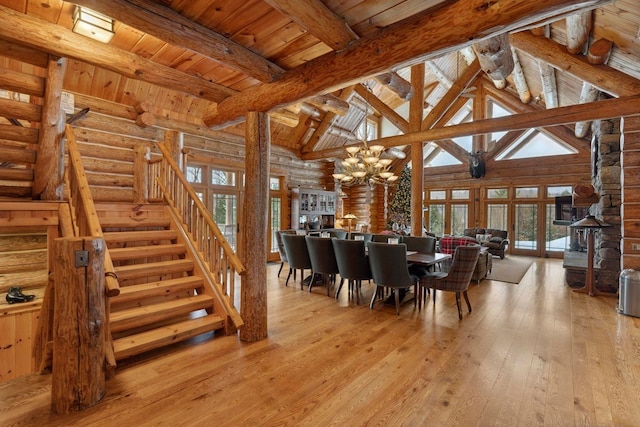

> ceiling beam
[353,84,408,134]
[304,94,640,160]
[0,5,234,103]
[264,0,412,100]
[72,0,283,83]
[204,0,615,128]
[510,31,640,96]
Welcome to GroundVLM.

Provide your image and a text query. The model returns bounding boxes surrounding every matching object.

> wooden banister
[150,142,245,328]
[65,124,119,297]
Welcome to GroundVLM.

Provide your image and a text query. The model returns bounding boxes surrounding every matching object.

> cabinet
[291,188,336,230]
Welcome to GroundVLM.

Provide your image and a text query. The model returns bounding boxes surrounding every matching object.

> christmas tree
[388,165,411,230]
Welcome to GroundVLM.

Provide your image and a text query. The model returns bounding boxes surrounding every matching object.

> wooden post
[410,64,424,236]
[133,145,149,203]
[51,237,106,414]
[34,55,67,200]
[240,111,269,342]
[164,130,183,171]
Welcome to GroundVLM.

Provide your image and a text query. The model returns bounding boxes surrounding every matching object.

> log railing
[149,142,245,328]
[65,124,120,298]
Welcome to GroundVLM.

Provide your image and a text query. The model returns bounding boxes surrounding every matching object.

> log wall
[621,114,640,270]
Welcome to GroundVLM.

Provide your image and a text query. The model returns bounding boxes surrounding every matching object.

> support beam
[33,55,67,200]
[0,5,235,103]
[72,0,283,82]
[538,61,558,108]
[305,94,640,160]
[472,33,514,80]
[354,84,409,134]
[205,0,616,127]
[510,31,640,97]
[565,11,592,54]
[240,112,270,342]
[410,64,425,237]
[510,47,531,103]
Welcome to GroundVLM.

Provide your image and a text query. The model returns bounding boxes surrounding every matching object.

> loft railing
[149,142,245,329]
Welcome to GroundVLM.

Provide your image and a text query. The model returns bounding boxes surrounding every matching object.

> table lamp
[343,213,357,236]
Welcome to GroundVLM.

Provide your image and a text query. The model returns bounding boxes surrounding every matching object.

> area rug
[488,256,533,284]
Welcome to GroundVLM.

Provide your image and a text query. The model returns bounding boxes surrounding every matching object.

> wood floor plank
[1,258,640,426]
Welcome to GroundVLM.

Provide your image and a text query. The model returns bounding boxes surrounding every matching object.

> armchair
[419,245,481,319]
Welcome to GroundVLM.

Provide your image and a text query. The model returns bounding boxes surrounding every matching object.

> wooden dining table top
[406,252,451,266]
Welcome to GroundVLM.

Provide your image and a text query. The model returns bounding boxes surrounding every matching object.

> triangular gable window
[487,99,577,160]
[495,129,577,160]
[424,143,463,167]
[446,99,473,152]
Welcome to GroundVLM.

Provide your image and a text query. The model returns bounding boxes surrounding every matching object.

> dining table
[406,251,451,267]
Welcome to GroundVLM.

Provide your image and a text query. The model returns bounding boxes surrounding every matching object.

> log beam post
[472,33,514,81]
[34,55,67,200]
[164,130,183,171]
[410,64,425,236]
[51,236,106,414]
[240,111,269,342]
[133,145,150,203]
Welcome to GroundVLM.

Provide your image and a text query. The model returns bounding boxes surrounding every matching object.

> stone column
[591,119,622,291]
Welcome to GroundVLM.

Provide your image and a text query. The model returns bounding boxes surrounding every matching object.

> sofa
[438,236,492,282]
[463,228,509,259]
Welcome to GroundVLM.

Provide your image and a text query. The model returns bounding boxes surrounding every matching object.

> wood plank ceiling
[0,0,639,165]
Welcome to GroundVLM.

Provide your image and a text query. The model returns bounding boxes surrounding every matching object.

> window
[515,187,538,198]
[211,169,236,186]
[430,190,446,200]
[487,188,508,199]
[269,177,280,191]
[452,190,469,200]
[186,166,202,184]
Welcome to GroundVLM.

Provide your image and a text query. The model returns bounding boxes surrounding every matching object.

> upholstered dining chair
[275,230,296,277]
[327,229,348,239]
[332,238,372,304]
[367,241,418,315]
[348,232,372,242]
[402,235,438,277]
[281,233,312,289]
[418,245,481,319]
[305,235,340,295]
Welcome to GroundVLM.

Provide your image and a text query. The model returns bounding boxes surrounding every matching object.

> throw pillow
[476,233,492,243]
[489,236,503,243]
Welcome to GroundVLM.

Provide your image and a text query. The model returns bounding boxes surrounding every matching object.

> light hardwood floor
[2,257,640,426]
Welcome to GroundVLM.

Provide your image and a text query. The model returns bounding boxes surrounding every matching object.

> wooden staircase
[97,203,226,361]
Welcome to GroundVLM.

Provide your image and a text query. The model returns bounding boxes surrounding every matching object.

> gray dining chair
[418,245,481,319]
[367,241,418,315]
[332,238,372,304]
[348,232,372,243]
[305,235,340,295]
[402,235,437,277]
[281,233,312,289]
[275,230,297,277]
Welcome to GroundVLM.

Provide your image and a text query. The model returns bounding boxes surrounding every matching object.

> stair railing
[65,124,120,298]
[149,142,245,328]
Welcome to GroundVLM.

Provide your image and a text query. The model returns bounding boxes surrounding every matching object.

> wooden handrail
[150,142,245,328]
[65,124,120,297]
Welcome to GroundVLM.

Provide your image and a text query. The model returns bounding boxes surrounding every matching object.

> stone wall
[591,119,622,291]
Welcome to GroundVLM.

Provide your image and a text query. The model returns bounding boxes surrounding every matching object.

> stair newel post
[133,145,149,203]
[52,236,106,414]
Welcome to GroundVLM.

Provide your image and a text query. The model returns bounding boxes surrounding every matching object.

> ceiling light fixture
[332,90,398,188]
[72,6,115,43]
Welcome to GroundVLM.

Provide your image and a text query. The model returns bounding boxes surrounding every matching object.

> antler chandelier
[332,143,398,187]
[332,88,398,187]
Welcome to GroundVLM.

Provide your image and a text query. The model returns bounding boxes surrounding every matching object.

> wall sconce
[72,6,115,43]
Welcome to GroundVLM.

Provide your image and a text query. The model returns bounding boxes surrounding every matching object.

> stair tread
[109,243,186,261]
[103,230,178,243]
[113,276,203,304]
[110,294,213,332]
[114,259,194,279]
[100,217,171,228]
[113,314,224,360]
